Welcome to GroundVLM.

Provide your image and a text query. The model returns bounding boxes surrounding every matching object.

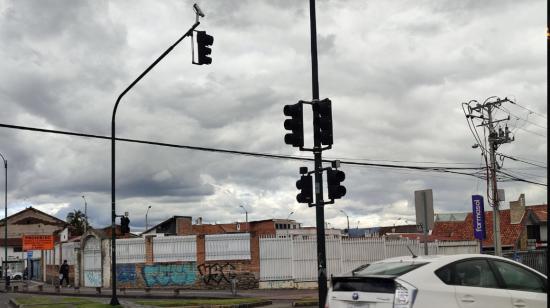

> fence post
[383,237,387,259]
[290,236,295,282]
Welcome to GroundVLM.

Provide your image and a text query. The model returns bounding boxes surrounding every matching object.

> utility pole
[284,2,346,306]
[308,1,328,306]
[466,97,514,256]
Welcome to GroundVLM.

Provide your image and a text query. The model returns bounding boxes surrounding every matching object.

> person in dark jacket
[59,260,69,287]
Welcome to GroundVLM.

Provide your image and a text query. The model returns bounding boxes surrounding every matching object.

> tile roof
[431,205,546,248]
[528,204,548,222]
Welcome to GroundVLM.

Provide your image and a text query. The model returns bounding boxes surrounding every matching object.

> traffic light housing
[195,31,213,65]
[120,216,130,234]
[313,99,333,146]
[284,102,304,147]
[296,174,313,204]
[327,168,346,200]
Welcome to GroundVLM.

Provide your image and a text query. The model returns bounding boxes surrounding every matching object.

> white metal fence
[206,233,251,261]
[61,242,79,265]
[45,242,80,265]
[116,238,146,263]
[260,236,479,281]
[153,235,196,262]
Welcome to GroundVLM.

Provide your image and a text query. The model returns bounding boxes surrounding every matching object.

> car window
[355,262,428,276]
[438,259,499,288]
[491,260,546,293]
[435,265,452,284]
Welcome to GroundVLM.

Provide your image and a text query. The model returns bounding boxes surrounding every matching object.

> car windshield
[355,261,428,276]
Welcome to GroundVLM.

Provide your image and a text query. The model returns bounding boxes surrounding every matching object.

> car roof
[373,253,511,264]
[343,254,546,278]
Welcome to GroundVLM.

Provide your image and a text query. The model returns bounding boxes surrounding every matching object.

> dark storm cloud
[0,0,546,230]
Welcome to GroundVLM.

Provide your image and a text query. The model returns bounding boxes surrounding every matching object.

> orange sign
[22,235,54,251]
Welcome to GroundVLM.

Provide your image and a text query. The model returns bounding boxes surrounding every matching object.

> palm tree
[66,209,88,235]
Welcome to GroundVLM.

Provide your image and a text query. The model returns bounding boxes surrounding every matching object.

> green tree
[66,209,88,235]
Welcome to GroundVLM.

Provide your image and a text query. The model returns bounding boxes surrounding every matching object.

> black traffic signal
[296,174,313,204]
[313,98,333,146]
[120,216,130,234]
[195,31,213,65]
[284,102,304,147]
[327,169,346,200]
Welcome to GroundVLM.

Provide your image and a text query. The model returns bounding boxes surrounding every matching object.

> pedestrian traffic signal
[296,174,313,204]
[284,102,304,147]
[195,30,213,65]
[327,169,346,200]
[313,98,333,146]
[120,216,130,234]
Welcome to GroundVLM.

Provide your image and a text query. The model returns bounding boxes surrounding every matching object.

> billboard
[22,235,54,251]
[471,195,486,240]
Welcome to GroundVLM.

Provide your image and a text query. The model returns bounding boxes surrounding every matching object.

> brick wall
[176,217,193,235]
[45,264,75,286]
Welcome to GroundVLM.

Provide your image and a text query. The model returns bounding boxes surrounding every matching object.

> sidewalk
[4,280,318,302]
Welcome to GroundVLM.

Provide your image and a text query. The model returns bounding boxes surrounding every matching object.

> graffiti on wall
[142,263,196,287]
[117,263,136,284]
[84,271,102,287]
[197,263,236,285]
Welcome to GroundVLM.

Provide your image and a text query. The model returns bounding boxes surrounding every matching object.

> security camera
[193,3,205,17]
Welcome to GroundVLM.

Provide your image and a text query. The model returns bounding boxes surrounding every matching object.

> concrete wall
[115,260,258,290]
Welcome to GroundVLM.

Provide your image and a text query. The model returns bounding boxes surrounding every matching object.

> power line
[508,100,547,119]
[497,170,547,187]
[496,153,547,169]
[496,105,547,130]
[2,123,545,188]
[1,122,482,172]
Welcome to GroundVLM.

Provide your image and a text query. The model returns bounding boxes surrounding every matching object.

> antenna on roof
[406,245,418,258]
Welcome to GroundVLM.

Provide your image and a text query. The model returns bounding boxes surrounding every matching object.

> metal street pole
[308,0,328,306]
[339,209,349,232]
[110,16,200,306]
[145,205,151,231]
[0,153,7,290]
[81,195,88,233]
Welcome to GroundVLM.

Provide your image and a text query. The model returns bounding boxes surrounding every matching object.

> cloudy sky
[0,0,546,232]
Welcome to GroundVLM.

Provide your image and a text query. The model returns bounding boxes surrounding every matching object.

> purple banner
[471,195,486,240]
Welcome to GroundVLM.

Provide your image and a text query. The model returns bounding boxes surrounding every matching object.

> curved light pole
[286,211,294,220]
[145,205,152,231]
[81,195,88,233]
[0,153,6,290]
[239,205,248,224]
[339,209,349,233]
[110,10,201,305]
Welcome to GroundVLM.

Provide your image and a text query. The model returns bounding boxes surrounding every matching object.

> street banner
[22,235,54,250]
[471,195,486,240]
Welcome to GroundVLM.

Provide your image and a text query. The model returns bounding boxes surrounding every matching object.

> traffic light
[296,174,313,204]
[327,168,346,200]
[120,216,130,234]
[313,98,333,146]
[195,30,213,65]
[284,102,304,147]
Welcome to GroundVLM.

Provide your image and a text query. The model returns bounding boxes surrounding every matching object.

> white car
[326,254,547,308]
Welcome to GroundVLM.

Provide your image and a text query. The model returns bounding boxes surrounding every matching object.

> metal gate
[83,236,102,287]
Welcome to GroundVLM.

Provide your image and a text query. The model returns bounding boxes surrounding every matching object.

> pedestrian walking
[59,260,69,287]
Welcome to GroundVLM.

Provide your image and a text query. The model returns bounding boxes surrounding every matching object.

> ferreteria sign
[22,235,55,250]
[471,195,486,240]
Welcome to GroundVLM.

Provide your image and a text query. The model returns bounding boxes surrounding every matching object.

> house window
[526,225,540,241]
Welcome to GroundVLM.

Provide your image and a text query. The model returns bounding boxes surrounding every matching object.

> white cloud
[0,0,546,231]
